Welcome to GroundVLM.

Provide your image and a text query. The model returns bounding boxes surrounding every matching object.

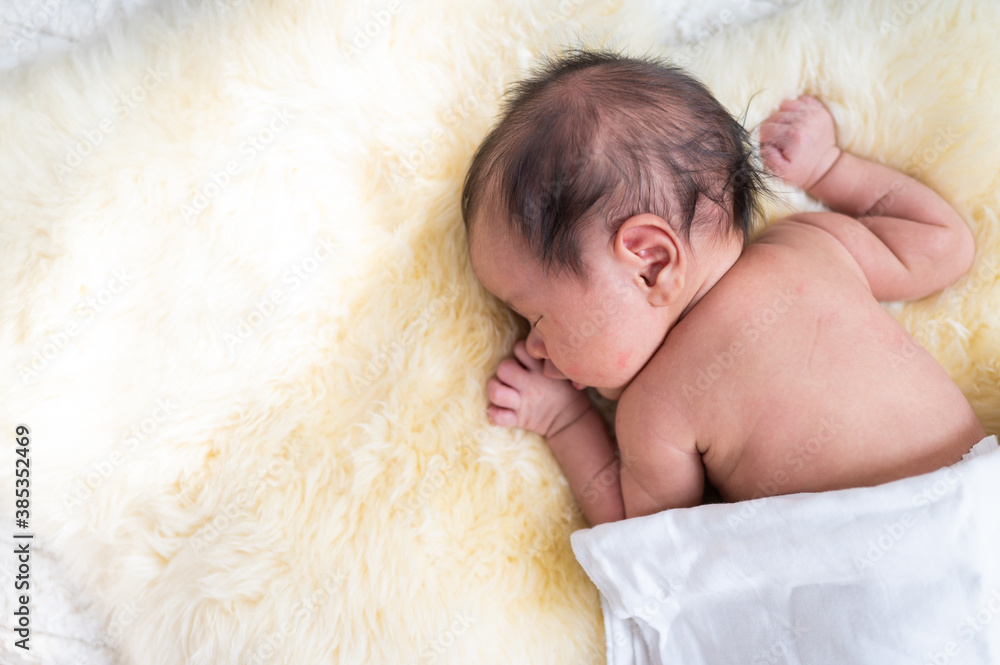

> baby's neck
[678,231,745,321]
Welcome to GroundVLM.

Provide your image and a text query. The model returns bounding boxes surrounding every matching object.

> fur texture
[0,0,997,663]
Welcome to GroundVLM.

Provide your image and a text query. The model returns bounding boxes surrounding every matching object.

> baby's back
[650,219,986,502]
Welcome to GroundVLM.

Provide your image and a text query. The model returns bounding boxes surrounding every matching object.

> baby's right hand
[760,95,842,191]
[486,340,591,438]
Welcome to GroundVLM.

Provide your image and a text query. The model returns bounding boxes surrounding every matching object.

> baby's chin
[567,366,638,400]
[595,385,626,401]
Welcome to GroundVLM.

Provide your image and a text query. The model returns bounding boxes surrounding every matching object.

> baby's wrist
[804,145,843,192]
[545,397,593,439]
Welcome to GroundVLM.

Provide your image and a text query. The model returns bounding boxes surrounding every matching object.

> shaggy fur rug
[1,0,998,663]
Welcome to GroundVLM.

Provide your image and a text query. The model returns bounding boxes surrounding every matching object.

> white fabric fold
[571,435,1000,665]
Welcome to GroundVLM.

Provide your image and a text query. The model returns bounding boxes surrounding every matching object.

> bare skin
[469,95,986,526]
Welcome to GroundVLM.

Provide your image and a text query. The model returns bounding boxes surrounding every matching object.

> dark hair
[461,48,766,279]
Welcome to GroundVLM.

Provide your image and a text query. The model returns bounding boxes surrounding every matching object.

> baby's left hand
[486,340,591,438]
[760,94,842,191]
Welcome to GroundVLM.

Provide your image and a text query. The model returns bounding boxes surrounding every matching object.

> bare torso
[632,218,986,504]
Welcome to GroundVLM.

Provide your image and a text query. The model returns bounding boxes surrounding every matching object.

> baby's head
[463,49,765,395]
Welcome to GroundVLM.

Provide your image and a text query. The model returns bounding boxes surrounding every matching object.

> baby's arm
[486,340,625,525]
[614,385,704,516]
[761,95,976,301]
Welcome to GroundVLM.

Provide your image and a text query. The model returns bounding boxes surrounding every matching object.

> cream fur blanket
[1,0,998,663]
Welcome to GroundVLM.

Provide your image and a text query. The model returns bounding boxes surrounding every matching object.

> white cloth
[571,435,1000,665]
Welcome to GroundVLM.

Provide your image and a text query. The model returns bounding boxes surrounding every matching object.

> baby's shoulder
[746,215,868,286]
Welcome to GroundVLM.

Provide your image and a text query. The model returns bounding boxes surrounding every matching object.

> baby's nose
[525,331,547,360]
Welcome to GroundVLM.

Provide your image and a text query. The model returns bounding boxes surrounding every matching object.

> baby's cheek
[559,358,583,377]
[558,351,591,382]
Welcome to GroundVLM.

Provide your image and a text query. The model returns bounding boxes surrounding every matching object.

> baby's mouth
[571,381,585,390]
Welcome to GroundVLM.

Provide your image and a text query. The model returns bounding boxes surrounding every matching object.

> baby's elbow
[904,212,976,300]
[915,208,975,291]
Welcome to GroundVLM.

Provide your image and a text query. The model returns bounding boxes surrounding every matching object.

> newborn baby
[461,50,987,525]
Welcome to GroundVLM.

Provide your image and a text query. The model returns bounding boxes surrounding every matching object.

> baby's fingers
[759,119,789,146]
[767,112,808,129]
[779,95,819,112]
[759,139,789,171]
[486,404,518,428]
[496,356,528,387]
[778,97,805,113]
[513,340,541,371]
[487,376,521,410]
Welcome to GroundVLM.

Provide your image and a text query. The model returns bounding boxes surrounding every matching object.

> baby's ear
[616,213,685,307]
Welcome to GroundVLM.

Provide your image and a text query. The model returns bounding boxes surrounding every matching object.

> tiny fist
[760,143,789,178]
